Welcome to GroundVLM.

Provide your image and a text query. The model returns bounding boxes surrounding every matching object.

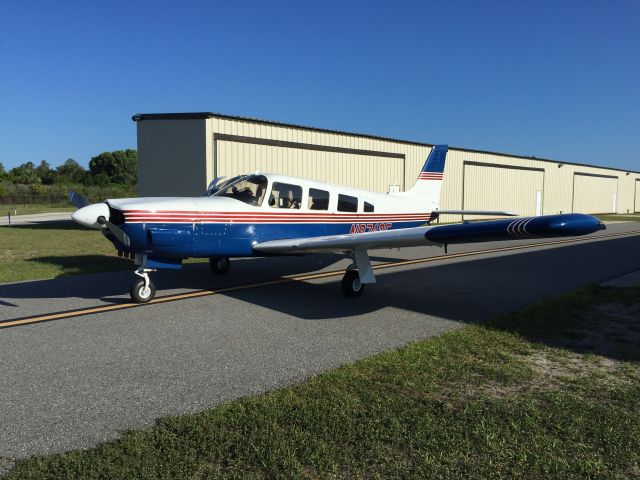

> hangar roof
[132,112,639,175]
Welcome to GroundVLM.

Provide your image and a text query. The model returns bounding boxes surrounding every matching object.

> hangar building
[132,112,640,222]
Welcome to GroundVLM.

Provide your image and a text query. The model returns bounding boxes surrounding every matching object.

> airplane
[69,145,605,303]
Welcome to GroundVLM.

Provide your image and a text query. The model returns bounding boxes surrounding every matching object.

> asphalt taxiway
[0,212,72,226]
[1,222,639,459]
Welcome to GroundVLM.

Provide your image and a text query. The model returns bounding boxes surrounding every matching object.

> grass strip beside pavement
[596,213,640,222]
[0,224,131,283]
[5,285,640,479]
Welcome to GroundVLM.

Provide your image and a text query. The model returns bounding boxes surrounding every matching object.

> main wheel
[341,269,365,297]
[209,257,231,274]
[130,278,156,303]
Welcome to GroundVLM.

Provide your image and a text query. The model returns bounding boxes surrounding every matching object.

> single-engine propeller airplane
[69,145,605,303]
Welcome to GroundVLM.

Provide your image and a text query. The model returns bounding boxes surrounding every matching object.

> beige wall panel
[572,174,618,214]
[137,119,207,196]
[463,163,544,218]
[215,140,403,193]
[137,115,639,215]
[634,180,640,213]
[616,174,639,214]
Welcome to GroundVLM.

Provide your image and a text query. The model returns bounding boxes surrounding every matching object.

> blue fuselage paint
[117,220,426,258]
[105,213,604,271]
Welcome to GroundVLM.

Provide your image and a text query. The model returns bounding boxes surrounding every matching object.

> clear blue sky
[1,0,638,171]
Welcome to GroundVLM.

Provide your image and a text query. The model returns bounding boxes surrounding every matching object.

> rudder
[400,144,448,210]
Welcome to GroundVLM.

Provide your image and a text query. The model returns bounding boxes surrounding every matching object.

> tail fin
[400,144,448,210]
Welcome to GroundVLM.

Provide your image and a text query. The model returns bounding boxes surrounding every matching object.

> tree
[8,162,40,184]
[0,162,5,179]
[89,149,137,185]
[35,160,55,185]
[56,158,86,184]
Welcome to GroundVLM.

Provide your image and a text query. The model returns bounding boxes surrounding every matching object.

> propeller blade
[68,191,90,209]
[97,216,131,247]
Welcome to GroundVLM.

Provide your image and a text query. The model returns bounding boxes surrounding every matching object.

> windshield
[214,174,268,206]
[205,175,242,196]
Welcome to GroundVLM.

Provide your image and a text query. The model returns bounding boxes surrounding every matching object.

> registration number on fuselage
[349,223,392,234]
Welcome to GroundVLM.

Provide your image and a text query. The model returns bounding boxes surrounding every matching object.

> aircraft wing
[252,214,604,255]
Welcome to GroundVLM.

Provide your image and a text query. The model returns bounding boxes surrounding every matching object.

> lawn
[0,223,131,283]
[595,213,640,222]
[4,285,639,479]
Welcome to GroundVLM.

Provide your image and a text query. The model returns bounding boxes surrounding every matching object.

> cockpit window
[268,182,303,209]
[214,174,268,206]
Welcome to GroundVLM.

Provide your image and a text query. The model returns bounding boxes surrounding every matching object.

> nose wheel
[130,267,156,303]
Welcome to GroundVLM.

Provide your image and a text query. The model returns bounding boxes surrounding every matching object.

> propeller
[69,191,131,247]
[97,216,131,247]
[68,191,90,209]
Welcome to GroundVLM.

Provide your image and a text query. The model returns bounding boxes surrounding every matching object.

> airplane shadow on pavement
[0,253,402,305]
[221,236,640,361]
[1,236,639,361]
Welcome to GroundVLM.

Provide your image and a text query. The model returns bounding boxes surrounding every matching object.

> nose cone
[71,203,110,228]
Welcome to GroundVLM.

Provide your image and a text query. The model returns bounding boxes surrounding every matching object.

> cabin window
[337,194,358,212]
[308,188,330,210]
[269,182,303,209]
[215,174,268,206]
[364,201,374,212]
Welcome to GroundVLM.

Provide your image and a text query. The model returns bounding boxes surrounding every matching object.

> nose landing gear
[130,267,157,303]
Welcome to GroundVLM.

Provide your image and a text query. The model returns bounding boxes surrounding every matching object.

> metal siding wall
[635,179,640,213]
[215,140,403,193]
[572,174,618,213]
[137,119,207,196]
[135,116,638,215]
[616,174,639,214]
[463,164,544,218]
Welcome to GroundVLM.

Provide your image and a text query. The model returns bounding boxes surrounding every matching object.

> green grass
[0,223,206,283]
[595,213,640,222]
[4,285,639,479]
[0,224,131,283]
[1,204,74,216]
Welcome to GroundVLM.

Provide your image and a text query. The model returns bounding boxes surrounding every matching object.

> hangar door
[572,173,618,214]
[635,179,640,213]
[214,136,404,193]
[463,162,544,218]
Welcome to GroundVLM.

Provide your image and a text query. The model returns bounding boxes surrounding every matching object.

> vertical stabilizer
[401,145,448,210]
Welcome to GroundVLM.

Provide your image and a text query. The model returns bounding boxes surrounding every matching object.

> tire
[341,269,365,297]
[209,257,231,274]
[130,278,156,303]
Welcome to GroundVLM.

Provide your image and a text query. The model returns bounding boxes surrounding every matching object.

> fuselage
[101,173,432,258]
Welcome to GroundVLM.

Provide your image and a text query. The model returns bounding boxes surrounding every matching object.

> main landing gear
[209,256,230,274]
[130,267,157,303]
[341,249,376,297]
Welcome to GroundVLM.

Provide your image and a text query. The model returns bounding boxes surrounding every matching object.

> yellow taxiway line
[1,229,639,329]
